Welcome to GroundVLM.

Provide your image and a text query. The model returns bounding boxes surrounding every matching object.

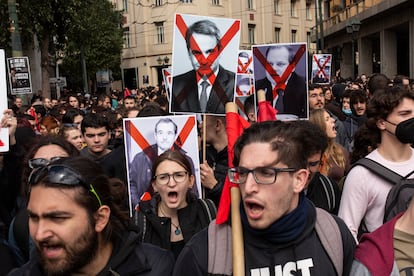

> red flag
[123,87,131,98]
[216,112,250,224]
[257,100,277,122]
[28,107,40,132]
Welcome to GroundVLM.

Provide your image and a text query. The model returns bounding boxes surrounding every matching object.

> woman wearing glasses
[134,150,216,259]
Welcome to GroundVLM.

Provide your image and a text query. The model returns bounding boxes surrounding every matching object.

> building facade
[111,0,316,88]
[319,0,414,80]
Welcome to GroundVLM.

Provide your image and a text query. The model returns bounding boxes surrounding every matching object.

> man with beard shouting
[8,156,174,275]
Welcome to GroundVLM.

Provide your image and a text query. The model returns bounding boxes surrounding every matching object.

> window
[291,29,297,42]
[248,24,255,44]
[290,0,297,17]
[181,0,192,3]
[123,27,131,48]
[307,31,311,46]
[274,0,279,14]
[155,0,162,6]
[247,0,254,10]
[155,22,165,44]
[212,0,220,5]
[123,0,128,12]
[274,27,281,43]
[306,3,312,20]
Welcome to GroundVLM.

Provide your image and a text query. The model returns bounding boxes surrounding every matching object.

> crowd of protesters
[0,71,413,275]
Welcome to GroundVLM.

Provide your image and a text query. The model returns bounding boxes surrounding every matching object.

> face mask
[395,117,414,144]
[342,108,352,116]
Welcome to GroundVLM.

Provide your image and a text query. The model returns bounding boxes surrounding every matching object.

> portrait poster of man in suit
[311,54,332,84]
[162,68,172,101]
[253,43,309,120]
[171,14,240,114]
[123,114,201,215]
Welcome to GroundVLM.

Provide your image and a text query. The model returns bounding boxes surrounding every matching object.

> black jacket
[173,200,355,276]
[203,145,228,206]
[133,194,216,259]
[306,172,341,215]
[7,229,174,276]
[255,72,307,118]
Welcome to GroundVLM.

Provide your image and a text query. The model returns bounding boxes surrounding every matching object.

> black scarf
[240,192,310,244]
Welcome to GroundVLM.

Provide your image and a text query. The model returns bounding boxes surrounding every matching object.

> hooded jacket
[351,213,402,276]
[7,228,174,276]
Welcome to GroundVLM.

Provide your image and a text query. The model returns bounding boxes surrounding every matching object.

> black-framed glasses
[228,167,298,185]
[28,164,102,207]
[28,157,64,169]
[153,171,188,185]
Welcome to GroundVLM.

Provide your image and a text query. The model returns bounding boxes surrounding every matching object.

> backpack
[353,158,414,222]
[208,208,343,276]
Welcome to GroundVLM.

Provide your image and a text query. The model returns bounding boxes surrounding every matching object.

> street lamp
[346,19,361,79]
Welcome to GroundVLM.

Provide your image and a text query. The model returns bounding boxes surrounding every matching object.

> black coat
[7,229,174,276]
[255,72,307,118]
[133,194,216,259]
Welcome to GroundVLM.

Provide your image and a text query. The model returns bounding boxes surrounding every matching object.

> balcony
[311,0,409,42]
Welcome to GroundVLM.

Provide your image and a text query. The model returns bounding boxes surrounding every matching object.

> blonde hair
[309,108,346,174]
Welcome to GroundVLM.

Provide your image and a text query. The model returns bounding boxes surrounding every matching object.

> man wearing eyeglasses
[8,156,174,275]
[173,121,355,276]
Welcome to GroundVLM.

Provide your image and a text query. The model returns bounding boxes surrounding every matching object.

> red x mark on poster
[163,69,172,87]
[313,55,331,79]
[235,97,246,117]
[174,14,240,109]
[235,83,253,96]
[238,56,252,74]
[124,116,196,161]
[253,44,306,101]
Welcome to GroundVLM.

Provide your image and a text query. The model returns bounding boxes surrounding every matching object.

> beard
[38,221,99,276]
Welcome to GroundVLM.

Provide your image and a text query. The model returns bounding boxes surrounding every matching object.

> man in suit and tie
[255,45,308,119]
[172,19,235,114]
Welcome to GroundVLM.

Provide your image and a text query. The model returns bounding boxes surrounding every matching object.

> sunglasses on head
[29,157,64,169]
[28,164,102,207]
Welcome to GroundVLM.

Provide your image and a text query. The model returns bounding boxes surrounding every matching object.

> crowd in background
[0,71,413,275]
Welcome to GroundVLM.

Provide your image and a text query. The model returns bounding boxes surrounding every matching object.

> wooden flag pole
[225,102,244,276]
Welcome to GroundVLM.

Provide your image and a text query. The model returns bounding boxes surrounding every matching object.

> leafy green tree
[14,0,122,98]
[17,0,85,98]
[61,0,123,93]
[0,0,10,50]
